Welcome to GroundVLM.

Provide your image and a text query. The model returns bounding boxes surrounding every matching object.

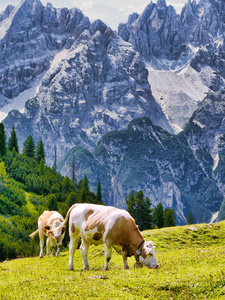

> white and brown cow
[29,211,66,258]
[60,203,159,270]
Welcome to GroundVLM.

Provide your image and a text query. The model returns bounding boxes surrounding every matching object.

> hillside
[1,221,225,299]
[0,148,103,261]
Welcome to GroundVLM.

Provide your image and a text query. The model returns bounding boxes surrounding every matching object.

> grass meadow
[1,221,225,299]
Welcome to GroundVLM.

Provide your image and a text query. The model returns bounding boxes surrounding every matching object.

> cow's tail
[29,229,39,238]
[58,204,77,230]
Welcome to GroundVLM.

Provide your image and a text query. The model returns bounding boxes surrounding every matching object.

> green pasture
[1,222,225,299]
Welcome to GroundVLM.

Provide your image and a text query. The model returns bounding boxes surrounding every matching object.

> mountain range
[1,0,225,224]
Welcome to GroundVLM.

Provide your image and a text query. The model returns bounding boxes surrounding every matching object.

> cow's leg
[50,239,56,256]
[122,256,129,269]
[56,242,61,257]
[113,246,129,269]
[46,236,51,257]
[103,244,112,271]
[39,231,44,258]
[69,232,79,270]
[80,238,90,270]
[56,233,65,257]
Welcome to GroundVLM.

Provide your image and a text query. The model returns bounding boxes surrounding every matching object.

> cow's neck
[126,227,144,257]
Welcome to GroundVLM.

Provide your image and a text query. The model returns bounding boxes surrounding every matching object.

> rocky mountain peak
[0,5,14,22]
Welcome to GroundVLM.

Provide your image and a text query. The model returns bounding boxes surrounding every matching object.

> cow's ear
[62,226,66,234]
[44,226,51,230]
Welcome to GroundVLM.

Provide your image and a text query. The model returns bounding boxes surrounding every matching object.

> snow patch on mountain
[147,64,210,133]
[0,71,46,122]
[0,4,17,40]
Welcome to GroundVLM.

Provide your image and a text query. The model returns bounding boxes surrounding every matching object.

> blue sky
[0,0,187,30]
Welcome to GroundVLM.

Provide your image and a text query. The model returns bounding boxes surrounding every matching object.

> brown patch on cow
[122,244,132,257]
[85,209,94,221]
[93,232,102,241]
[70,223,76,233]
[141,248,147,259]
[39,211,55,233]
[105,216,144,257]
[39,211,63,233]
[85,207,117,233]
[50,218,63,224]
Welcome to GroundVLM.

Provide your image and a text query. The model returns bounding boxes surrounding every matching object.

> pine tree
[139,196,153,230]
[96,181,102,203]
[8,125,19,153]
[79,185,87,203]
[126,190,153,231]
[36,140,45,164]
[83,175,89,192]
[39,158,45,176]
[23,135,35,158]
[0,123,7,158]
[66,192,77,207]
[70,154,76,184]
[53,145,57,171]
[153,203,165,228]
[62,176,74,193]
[126,190,136,219]
[186,211,194,225]
[164,208,176,227]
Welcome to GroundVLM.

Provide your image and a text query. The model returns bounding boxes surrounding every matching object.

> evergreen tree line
[0,123,103,261]
[126,190,176,231]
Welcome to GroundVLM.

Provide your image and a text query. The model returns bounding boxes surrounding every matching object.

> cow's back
[69,203,137,246]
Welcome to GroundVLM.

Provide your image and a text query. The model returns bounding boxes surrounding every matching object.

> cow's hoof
[134,262,143,269]
[69,265,74,271]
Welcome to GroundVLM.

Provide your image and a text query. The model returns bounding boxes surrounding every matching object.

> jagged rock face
[184,90,225,159]
[0,0,89,99]
[59,117,223,225]
[117,0,225,135]
[190,34,225,91]
[181,0,225,45]
[119,0,225,61]
[3,19,172,162]
[0,5,14,22]
[182,89,225,221]
[183,89,225,181]
[118,0,186,61]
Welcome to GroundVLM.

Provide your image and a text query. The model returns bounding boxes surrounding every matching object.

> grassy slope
[1,222,225,299]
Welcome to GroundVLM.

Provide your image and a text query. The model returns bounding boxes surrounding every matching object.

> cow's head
[138,241,159,269]
[44,220,66,243]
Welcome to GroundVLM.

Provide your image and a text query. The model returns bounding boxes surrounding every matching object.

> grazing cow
[60,203,159,270]
[29,211,66,258]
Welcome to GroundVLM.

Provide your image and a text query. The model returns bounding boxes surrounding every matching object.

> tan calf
[29,211,66,258]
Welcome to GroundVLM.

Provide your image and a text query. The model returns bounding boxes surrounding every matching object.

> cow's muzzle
[55,235,60,241]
